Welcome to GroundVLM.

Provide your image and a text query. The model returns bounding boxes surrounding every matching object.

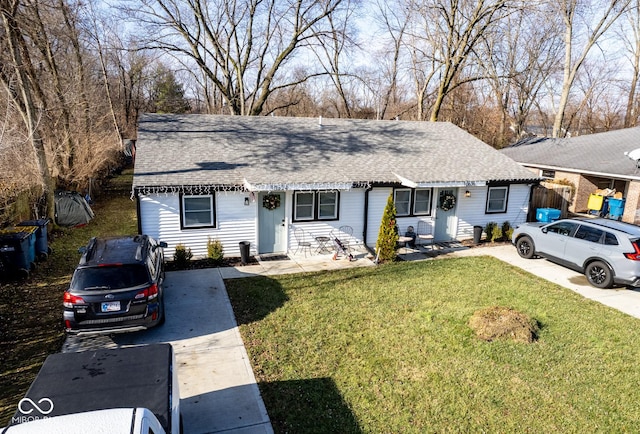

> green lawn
[226,258,640,433]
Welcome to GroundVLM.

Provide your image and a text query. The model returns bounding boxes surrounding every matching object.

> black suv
[63,235,168,335]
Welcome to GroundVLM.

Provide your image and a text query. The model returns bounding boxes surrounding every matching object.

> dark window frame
[180,193,217,229]
[485,185,509,214]
[541,169,556,179]
[292,190,340,222]
[394,188,412,216]
[393,187,433,217]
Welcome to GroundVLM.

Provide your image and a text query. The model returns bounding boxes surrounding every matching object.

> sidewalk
[220,249,375,279]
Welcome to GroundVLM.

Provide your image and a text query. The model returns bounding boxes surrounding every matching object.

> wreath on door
[262,194,281,210]
[439,193,456,211]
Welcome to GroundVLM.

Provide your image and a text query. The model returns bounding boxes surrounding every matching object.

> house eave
[242,179,370,192]
[132,184,246,197]
[518,162,640,182]
[393,172,540,188]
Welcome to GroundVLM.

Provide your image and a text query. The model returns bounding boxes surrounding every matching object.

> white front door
[258,192,287,254]
[434,188,459,241]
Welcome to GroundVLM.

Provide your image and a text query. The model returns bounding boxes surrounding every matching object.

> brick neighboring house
[501,127,640,224]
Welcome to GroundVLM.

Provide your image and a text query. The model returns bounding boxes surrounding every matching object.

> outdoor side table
[315,236,331,254]
[397,236,414,253]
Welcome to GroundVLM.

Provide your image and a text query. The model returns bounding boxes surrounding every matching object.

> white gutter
[516,163,640,182]
[393,173,487,188]
[243,179,353,192]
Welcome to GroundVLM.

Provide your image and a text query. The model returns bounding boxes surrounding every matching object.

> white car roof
[573,218,640,236]
[2,408,149,434]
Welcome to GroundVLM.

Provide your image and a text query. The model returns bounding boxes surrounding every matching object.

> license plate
[101,301,120,312]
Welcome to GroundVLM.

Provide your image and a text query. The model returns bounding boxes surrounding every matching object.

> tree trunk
[1,0,55,219]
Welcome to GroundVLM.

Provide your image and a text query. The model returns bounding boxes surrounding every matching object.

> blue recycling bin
[0,227,37,277]
[536,208,561,223]
[607,198,625,220]
[18,219,50,260]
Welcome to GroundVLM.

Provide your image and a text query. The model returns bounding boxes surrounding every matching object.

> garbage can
[0,227,37,278]
[536,208,561,223]
[473,226,483,244]
[18,218,51,260]
[239,241,251,264]
[608,198,625,220]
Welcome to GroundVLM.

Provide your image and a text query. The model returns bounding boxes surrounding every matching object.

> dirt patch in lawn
[469,306,539,343]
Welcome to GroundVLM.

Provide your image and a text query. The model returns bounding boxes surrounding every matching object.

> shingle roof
[501,127,640,178]
[133,114,539,190]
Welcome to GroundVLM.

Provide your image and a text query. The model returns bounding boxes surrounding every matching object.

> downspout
[527,183,538,222]
[133,188,143,235]
[363,185,376,256]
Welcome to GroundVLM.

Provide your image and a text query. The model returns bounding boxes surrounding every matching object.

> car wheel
[516,236,535,259]
[585,260,614,289]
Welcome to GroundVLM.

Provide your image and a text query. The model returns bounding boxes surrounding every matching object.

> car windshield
[546,221,577,236]
[71,265,149,290]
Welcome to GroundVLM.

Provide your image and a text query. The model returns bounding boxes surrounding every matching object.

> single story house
[132,114,540,258]
[501,127,640,224]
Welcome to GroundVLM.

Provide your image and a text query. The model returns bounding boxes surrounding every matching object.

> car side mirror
[78,246,87,254]
[158,241,168,248]
[541,227,548,234]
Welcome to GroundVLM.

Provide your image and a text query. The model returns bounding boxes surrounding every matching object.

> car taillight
[624,242,640,261]
[135,284,158,300]
[63,292,86,307]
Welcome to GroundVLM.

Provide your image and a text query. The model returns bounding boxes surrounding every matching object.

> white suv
[512,217,640,288]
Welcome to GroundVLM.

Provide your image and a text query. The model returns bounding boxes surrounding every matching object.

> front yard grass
[227,258,640,433]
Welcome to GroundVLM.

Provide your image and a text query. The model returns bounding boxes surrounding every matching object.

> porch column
[623,181,640,224]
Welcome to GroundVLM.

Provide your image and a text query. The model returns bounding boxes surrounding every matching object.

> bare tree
[479,1,562,145]
[567,60,625,133]
[621,0,640,127]
[368,0,410,120]
[550,0,632,137]
[126,0,353,116]
[405,0,516,122]
[309,0,359,118]
[0,0,54,219]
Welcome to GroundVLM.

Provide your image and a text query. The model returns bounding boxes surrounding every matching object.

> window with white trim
[318,192,338,219]
[394,189,412,216]
[486,186,508,213]
[293,191,339,221]
[393,188,432,216]
[413,189,431,215]
[182,195,215,228]
[294,192,314,220]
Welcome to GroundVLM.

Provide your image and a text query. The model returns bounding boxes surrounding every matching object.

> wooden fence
[528,183,572,221]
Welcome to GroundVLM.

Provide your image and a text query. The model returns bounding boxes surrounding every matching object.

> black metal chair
[294,227,314,257]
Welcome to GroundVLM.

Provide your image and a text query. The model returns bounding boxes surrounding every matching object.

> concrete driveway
[63,268,273,434]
